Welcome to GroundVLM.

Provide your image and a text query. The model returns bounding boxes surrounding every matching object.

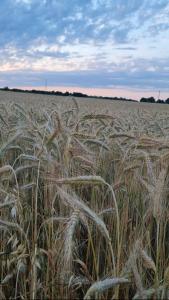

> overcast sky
[0,0,169,99]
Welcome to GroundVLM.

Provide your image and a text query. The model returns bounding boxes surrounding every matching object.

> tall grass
[0,100,169,299]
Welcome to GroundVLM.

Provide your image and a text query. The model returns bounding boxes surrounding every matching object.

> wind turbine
[45,79,48,90]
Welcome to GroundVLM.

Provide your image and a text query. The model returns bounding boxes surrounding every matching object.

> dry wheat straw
[84,277,129,299]
[1,94,169,299]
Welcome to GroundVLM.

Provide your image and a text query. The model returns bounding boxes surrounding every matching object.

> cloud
[0,0,168,47]
[0,0,168,94]
[1,58,169,91]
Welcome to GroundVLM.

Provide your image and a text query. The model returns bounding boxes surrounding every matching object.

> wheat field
[1,90,169,299]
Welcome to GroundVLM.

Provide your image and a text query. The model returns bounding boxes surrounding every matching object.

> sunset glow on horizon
[13,85,169,101]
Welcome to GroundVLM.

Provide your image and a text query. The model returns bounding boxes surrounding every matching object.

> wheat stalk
[84,277,129,299]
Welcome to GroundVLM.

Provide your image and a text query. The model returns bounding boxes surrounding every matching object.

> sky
[0,0,169,100]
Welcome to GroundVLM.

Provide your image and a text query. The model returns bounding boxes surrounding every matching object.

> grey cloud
[0,0,168,48]
[0,64,169,90]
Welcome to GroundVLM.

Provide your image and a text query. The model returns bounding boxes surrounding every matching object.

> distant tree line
[0,87,136,102]
[0,87,168,103]
[140,97,169,104]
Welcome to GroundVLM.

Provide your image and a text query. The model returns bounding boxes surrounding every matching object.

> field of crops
[1,90,169,299]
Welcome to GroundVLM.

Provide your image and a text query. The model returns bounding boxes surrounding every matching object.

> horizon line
[1,85,168,101]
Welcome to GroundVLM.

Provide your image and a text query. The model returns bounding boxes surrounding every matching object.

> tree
[140,97,155,103]
[157,99,164,104]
